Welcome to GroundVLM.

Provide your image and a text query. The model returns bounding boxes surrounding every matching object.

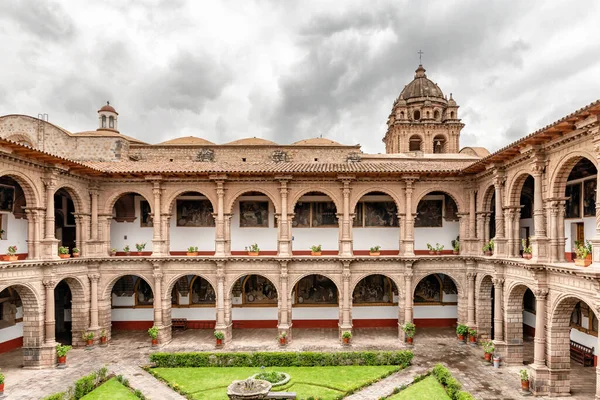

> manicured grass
[152,365,400,400]
[388,376,450,400]
[81,377,138,400]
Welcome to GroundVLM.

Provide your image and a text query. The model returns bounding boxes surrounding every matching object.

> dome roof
[292,137,342,146]
[225,137,278,145]
[98,101,118,115]
[159,136,215,146]
[399,65,444,100]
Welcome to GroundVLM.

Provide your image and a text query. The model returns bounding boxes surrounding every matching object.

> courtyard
[0,328,595,399]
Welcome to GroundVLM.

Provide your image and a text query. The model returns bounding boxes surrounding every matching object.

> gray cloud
[0,0,75,41]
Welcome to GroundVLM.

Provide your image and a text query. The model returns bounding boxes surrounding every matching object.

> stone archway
[412,273,459,329]
[230,274,279,330]
[504,283,536,365]
[476,274,494,340]
[165,274,217,330]
[351,274,400,328]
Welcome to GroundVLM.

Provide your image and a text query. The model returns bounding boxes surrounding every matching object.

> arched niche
[292,191,339,253]
[168,191,216,254]
[231,274,278,329]
[414,191,459,253]
[110,275,155,331]
[413,273,458,328]
[110,192,154,254]
[230,191,278,254]
[352,191,400,252]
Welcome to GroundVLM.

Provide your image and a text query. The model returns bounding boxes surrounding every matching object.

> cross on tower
[418,50,424,64]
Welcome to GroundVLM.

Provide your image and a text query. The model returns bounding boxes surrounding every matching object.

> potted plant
[72,248,80,258]
[342,331,352,345]
[522,238,532,260]
[246,243,260,256]
[369,245,381,256]
[82,331,94,347]
[402,322,416,344]
[58,246,70,259]
[148,326,159,346]
[215,330,225,346]
[3,245,18,261]
[56,344,72,366]
[427,243,435,255]
[456,324,468,341]
[279,331,287,346]
[435,243,444,255]
[483,340,495,362]
[520,369,530,391]
[574,240,592,267]
[110,248,117,256]
[451,236,460,255]
[135,242,146,256]
[123,245,130,256]
[187,246,199,256]
[483,240,494,256]
[468,328,477,343]
[100,329,107,346]
[0,371,4,394]
[310,244,322,256]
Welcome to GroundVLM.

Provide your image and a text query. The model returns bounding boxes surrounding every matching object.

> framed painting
[414,275,442,303]
[364,202,398,227]
[295,274,338,305]
[140,200,153,227]
[415,199,443,227]
[190,277,216,304]
[353,275,395,304]
[0,184,15,212]
[312,202,338,227]
[565,183,581,219]
[293,202,311,227]
[584,179,596,217]
[242,275,277,304]
[239,201,269,227]
[176,199,215,227]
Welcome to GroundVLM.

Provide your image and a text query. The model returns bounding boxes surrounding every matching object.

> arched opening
[110,192,154,255]
[352,274,399,329]
[167,275,216,340]
[54,280,72,344]
[352,191,399,254]
[504,284,536,365]
[292,274,339,329]
[434,110,440,120]
[231,275,278,340]
[101,115,106,128]
[560,158,597,262]
[548,296,598,397]
[433,135,447,154]
[450,111,455,119]
[414,191,459,253]
[168,191,215,255]
[108,116,114,129]
[489,192,496,240]
[476,275,494,340]
[110,275,154,333]
[292,192,338,254]
[413,110,421,121]
[0,176,29,259]
[231,191,277,255]
[409,135,422,152]
[0,287,24,353]
[513,175,534,257]
[413,273,458,329]
[399,111,405,119]
[54,188,78,254]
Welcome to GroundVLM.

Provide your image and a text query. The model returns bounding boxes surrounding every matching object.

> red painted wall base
[523,324,536,337]
[353,319,398,328]
[0,336,23,354]
[414,318,457,328]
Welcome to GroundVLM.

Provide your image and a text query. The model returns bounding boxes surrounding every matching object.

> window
[400,111,404,119]
[109,116,114,128]
[353,202,398,227]
[101,115,106,128]
[450,111,455,119]
[523,289,536,313]
[413,110,421,120]
[409,135,422,152]
[434,110,440,120]
[433,135,446,154]
[570,301,598,336]
[293,201,338,227]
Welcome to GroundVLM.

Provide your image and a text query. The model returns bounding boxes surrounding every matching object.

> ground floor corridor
[0,328,595,399]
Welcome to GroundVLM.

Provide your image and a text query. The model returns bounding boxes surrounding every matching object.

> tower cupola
[97,101,119,132]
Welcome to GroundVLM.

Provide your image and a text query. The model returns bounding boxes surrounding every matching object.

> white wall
[293,228,338,252]
[564,217,595,253]
[353,228,399,251]
[0,305,23,344]
[112,294,135,307]
[110,196,154,252]
[170,220,215,252]
[571,328,599,356]
[111,308,153,321]
[230,197,278,252]
[523,311,536,328]
[172,307,216,320]
[292,307,338,320]
[1,211,28,254]
[352,306,397,319]
[519,218,534,242]
[414,221,459,250]
[414,305,458,319]
[232,307,277,320]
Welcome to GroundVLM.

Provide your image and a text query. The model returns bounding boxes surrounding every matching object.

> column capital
[42,279,56,288]
[41,176,57,189]
[491,277,504,287]
[88,273,100,282]
[492,175,506,187]
[342,270,351,281]
[153,272,164,280]
[466,272,477,280]
[533,288,548,300]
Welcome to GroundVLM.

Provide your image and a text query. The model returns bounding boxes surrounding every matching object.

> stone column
[458,212,469,244]
[43,177,56,239]
[90,189,99,240]
[493,175,507,257]
[404,268,413,323]
[278,261,291,341]
[88,273,100,330]
[339,179,353,257]
[548,202,559,263]
[43,279,56,344]
[532,289,548,366]
[531,161,548,262]
[513,207,521,257]
[484,212,491,244]
[151,181,164,255]
[492,278,504,342]
[476,212,485,253]
[153,271,163,326]
[469,189,476,239]
[339,263,352,339]
[398,213,405,254]
[557,201,566,262]
[278,179,292,257]
[215,262,230,341]
[214,180,226,257]
[504,208,515,257]
[24,208,36,259]
[224,214,232,255]
[99,214,112,255]
[163,213,172,255]
[467,271,476,328]
[402,179,416,256]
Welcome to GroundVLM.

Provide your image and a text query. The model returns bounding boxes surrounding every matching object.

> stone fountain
[227,378,272,400]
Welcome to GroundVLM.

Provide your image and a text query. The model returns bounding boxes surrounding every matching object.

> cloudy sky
[1,0,599,154]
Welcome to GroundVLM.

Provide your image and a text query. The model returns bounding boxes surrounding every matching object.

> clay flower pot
[279,337,286,345]
[59,254,71,259]
[136,252,143,256]
[457,334,464,341]
[343,337,350,345]
[429,251,435,255]
[186,252,198,256]
[523,253,532,260]
[151,338,158,346]
[100,336,107,345]
[369,252,380,256]
[311,251,322,256]
[521,380,529,391]
[216,338,223,346]
[484,352,492,362]
[73,253,80,258]
[124,252,131,256]
[110,252,117,257]
[575,257,592,267]
[86,339,93,346]
[406,337,413,344]
[0,382,4,393]
[435,251,441,255]
[58,355,67,365]
[484,251,493,256]
[453,250,459,255]
[469,335,476,343]
[3,255,18,261]
[248,252,259,256]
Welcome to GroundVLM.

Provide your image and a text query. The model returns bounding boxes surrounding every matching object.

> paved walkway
[0,328,595,399]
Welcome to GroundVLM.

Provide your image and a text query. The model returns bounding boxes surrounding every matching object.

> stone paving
[0,327,596,399]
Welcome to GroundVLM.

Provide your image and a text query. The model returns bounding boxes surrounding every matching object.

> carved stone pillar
[548,201,559,263]
[215,263,231,342]
[531,160,549,262]
[339,263,352,339]
[24,208,38,259]
[493,174,507,257]
[492,278,504,342]
[88,273,100,330]
[90,188,99,240]
[476,211,486,252]
[99,214,112,255]
[533,289,548,366]
[43,279,56,344]
[162,213,172,255]
[278,179,292,257]
[484,212,491,244]
[513,207,521,257]
[401,265,413,340]
[224,214,232,255]
[557,201,566,262]
[41,176,59,259]
[458,212,469,243]
[402,179,416,256]
[398,213,405,254]
[467,271,476,328]
[153,271,163,326]
[504,208,515,257]
[214,180,226,257]
[469,189,476,239]
[151,181,165,255]
[278,261,291,342]
[339,178,353,257]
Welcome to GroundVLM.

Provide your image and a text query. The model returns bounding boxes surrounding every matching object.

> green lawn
[151,365,400,400]
[388,376,450,400]
[81,377,138,400]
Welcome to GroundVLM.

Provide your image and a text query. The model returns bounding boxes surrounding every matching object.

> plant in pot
[342,331,352,345]
[369,245,381,256]
[0,371,4,395]
[187,246,199,256]
[279,331,287,346]
[456,324,468,341]
[522,238,532,260]
[214,330,225,346]
[56,344,72,366]
[123,245,130,256]
[435,243,444,255]
[451,236,460,255]
[246,243,260,256]
[3,245,18,261]
[58,246,70,259]
[100,329,107,346]
[468,328,477,344]
[72,247,80,258]
[520,369,530,392]
[135,242,146,256]
[110,248,117,256]
[402,322,416,344]
[148,326,159,346]
[427,243,435,255]
[483,340,495,362]
[483,239,494,256]
[574,240,592,267]
[310,244,322,256]
[82,331,94,347]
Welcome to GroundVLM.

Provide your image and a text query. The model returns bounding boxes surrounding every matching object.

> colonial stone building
[1,65,600,397]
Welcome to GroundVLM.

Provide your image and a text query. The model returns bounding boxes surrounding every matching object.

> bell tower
[97,101,119,132]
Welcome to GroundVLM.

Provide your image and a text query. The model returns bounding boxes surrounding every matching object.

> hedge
[432,364,474,400]
[150,350,413,368]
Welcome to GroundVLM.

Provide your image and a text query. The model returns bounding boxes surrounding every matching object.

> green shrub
[445,377,462,399]
[456,391,475,400]
[149,350,413,368]
[73,372,97,399]
[42,394,66,400]
[432,363,474,400]
[254,371,286,383]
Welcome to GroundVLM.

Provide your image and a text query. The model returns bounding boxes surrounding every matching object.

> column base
[492,238,508,258]
[277,323,292,345]
[215,323,233,344]
[155,324,172,345]
[462,239,479,256]
[151,240,167,256]
[531,237,549,263]
[492,340,507,360]
[22,344,58,369]
[278,240,292,257]
[547,368,571,397]
[339,239,353,257]
[401,240,414,256]
[530,364,550,396]
[40,239,60,260]
[591,238,600,264]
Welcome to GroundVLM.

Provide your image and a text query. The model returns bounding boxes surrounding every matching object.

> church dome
[292,137,341,146]
[98,102,118,115]
[225,137,278,145]
[399,65,444,100]
[159,136,215,146]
